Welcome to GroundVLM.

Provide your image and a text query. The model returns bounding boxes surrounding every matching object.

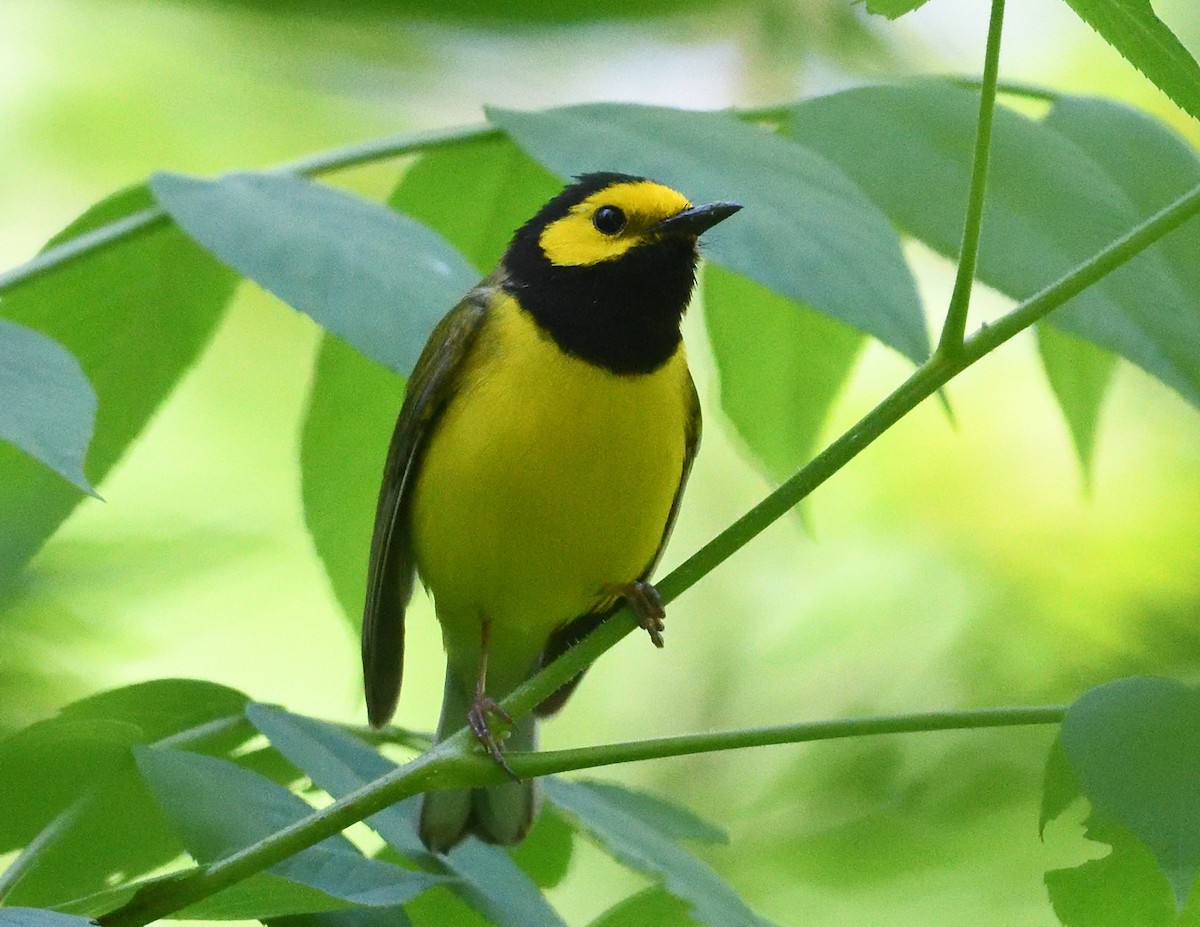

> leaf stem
[936,0,1006,358]
[501,705,1066,777]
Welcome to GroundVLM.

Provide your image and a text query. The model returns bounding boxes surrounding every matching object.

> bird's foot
[609,580,666,648]
[467,693,518,780]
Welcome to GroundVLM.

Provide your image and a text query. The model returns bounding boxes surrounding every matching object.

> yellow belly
[410,294,690,681]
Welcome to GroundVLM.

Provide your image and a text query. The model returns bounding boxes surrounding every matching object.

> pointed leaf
[1059,0,1200,123]
[0,681,254,904]
[704,266,863,483]
[587,888,696,927]
[786,82,1200,412]
[270,908,413,927]
[507,805,577,890]
[150,171,477,376]
[247,705,566,927]
[1042,95,1200,303]
[1045,812,1181,925]
[300,335,405,625]
[0,321,95,493]
[573,781,727,846]
[1060,677,1200,909]
[1040,736,1082,838]
[57,678,250,742]
[57,870,347,921]
[3,758,183,910]
[0,184,236,576]
[0,719,142,851]
[489,103,927,363]
[133,747,447,910]
[387,135,561,271]
[544,778,776,927]
[1035,324,1118,477]
[176,874,361,921]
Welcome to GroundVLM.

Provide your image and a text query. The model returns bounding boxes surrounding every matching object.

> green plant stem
[95,179,1200,927]
[502,705,1065,777]
[0,102,795,299]
[936,0,1006,357]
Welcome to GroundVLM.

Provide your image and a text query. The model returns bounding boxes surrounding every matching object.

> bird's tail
[418,670,537,853]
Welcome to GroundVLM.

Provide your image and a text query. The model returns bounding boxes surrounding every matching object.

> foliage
[2,0,1200,925]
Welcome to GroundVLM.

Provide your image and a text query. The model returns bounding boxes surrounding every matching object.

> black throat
[502,235,698,376]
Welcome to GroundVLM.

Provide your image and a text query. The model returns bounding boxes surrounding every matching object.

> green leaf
[1042,96,1200,304]
[572,780,728,846]
[300,335,405,625]
[507,805,575,890]
[1059,0,1200,123]
[2,750,184,910]
[587,888,696,927]
[1035,324,1118,478]
[0,909,97,927]
[489,103,927,363]
[1039,97,1200,466]
[1,682,255,907]
[57,870,350,921]
[270,908,413,927]
[544,778,775,927]
[176,874,363,920]
[149,171,477,376]
[0,321,95,494]
[863,0,930,18]
[1040,736,1082,837]
[246,705,566,927]
[133,747,447,910]
[785,82,1200,412]
[0,719,142,852]
[1046,815,1184,926]
[704,266,863,483]
[1060,677,1200,909]
[56,678,250,742]
[387,135,561,271]
[0,184,236,577]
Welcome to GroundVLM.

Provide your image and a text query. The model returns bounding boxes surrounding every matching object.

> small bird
[362,172,740,851]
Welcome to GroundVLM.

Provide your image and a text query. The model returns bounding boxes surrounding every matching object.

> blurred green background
[3,0,1199,924]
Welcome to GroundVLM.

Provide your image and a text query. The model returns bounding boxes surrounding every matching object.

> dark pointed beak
[654,201,742,237]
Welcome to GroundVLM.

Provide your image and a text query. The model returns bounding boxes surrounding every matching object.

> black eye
[592,205,626,235]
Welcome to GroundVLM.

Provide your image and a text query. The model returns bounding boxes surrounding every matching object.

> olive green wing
[640,369,703,580]
[534,370,702,717]
[362,289,490,728]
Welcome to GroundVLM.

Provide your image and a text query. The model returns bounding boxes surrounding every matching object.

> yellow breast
[410,293,690,673]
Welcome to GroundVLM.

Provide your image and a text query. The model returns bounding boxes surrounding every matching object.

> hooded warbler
[362,172,741,851]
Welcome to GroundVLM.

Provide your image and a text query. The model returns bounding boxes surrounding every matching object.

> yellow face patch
[538,181,692,267]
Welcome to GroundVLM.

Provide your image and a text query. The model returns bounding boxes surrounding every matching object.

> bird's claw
[468,694,518,780]
[610,580,666,648]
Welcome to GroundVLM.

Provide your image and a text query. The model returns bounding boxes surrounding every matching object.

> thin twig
[936,0,1006,357]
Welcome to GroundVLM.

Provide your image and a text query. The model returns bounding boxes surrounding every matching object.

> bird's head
[503,173,741,374]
